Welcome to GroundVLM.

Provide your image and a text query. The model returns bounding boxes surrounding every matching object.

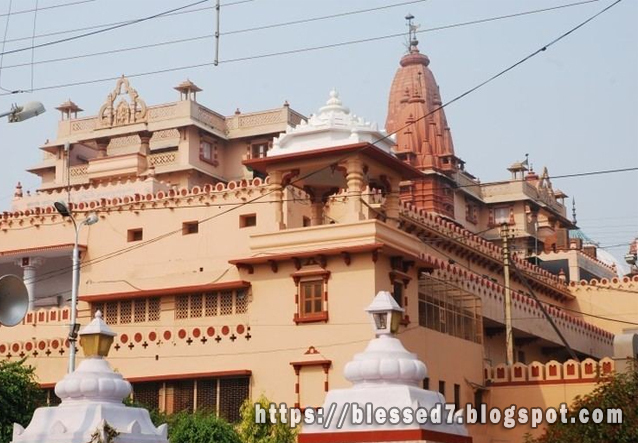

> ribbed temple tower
[386,15,463,218]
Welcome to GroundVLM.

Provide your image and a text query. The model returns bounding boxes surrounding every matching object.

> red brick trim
[39,369,253,390]
[290,360,332,369]
[292,269,331,279]
[294,311,329,324]
[80,280,251,302]
[0,243,86,258]
[299,429,472,443]
[244,142,423,180]
[125,370,251,383]
[230,243,384,267]
[490,377,603,387]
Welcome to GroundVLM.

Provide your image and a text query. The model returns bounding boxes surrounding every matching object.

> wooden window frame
[293,269,330,324]
[199,138,219,166]
[250,141,269,159]
[389,268,411,325]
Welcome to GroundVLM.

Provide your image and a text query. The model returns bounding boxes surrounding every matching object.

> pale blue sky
[0,0,636,261]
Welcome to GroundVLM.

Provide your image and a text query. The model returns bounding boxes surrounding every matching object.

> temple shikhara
[1,18,636,443]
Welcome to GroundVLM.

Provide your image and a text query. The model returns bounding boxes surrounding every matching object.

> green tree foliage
[168,412,241,443]
[236,395,298,443]
[0,359,45,443]
[529,368,638,443]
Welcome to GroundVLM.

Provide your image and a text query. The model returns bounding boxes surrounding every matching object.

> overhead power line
[221,0,431,35]
[0,0,434,70]
[0,0,210,57]
[0,0,96,19]
[0,0,607,95]
[0,0,597,47]
[424,241,638,329]
[14,0,624,291]
[457,166,638,189]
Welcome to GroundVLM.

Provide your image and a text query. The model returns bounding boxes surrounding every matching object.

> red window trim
[293,272,329,324]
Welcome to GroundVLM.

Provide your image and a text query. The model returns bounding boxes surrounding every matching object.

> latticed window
[219,377,250,423]
[133,382,160,411]
[175,295,189,319]
[174,289,250,319]
[90,297,162,325]
[220,291,233,316]
[196,378,217,413]
[205,293,218,316]
[190,294,203,318]
[134,300,146,322]
[105,301,118,324]
[148,298,161,321]
[147,376,249,420]
[235,289,248,314]
[171,380,194,413]
[120,300,132,324]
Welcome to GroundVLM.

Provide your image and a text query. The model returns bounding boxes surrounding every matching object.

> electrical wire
[29,0,39,92]
[457,167,638,189]
[0,0,96,19]
[0,0,13,93]
[0,0,210,57]
[0,0,610,95]
[423,241,638,327]
[221,0,431,35]
[0,6,215,45]
[4,0,624,292]
[0,0,432,70]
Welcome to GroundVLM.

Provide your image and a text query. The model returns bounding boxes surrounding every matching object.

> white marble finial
[79,310,116,337]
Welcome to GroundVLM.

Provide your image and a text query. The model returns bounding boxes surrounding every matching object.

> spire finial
[572,197,577,224]
[405,13,419,50]
[14,182,23,198]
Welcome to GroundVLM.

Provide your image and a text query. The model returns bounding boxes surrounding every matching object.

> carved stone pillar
[139,131,153,175]
[384,176,401,228]
[95,138,109,158]
[139,131,153,156]
[269,170,285,230]
[15,257,44,311]
[345,158,365,222]
[310,200,324,226]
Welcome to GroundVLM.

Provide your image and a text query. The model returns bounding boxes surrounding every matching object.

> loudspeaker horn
[0,274,28,327]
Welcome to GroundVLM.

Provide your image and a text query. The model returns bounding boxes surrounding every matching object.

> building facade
[0,36,630,442]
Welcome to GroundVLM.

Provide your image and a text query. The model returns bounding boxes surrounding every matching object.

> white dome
[269,89,395,156]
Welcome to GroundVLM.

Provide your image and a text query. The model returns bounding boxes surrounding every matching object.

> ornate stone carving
[98,76,147,127]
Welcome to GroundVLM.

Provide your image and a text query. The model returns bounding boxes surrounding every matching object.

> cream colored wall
[224,140,250,180]
[569,276,638,335]
[484,334,547,366]
[480,381,599,443]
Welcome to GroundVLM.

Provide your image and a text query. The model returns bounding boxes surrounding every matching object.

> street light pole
[1,102,46,122]
[54,201,98,373]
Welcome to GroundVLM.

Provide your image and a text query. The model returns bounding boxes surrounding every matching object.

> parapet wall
[399,201,570,296]
[485,357,615,386]
[4,177,274,226]
[569,274,638,290]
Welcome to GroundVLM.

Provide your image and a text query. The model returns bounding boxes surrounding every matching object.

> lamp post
[365,291,404,337]
[54,201,98,373]
[1,101,46,122]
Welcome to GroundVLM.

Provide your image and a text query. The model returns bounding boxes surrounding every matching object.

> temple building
[1,19,633,443]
